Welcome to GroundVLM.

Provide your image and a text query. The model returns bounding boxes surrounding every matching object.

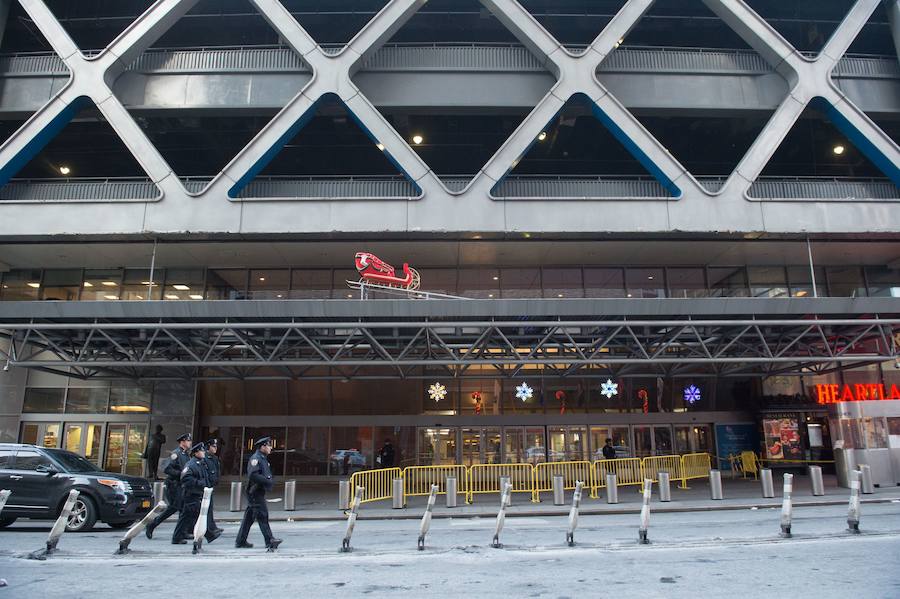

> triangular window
[280,0,389,47]
[743,0,855,56]
[44,0,153,54]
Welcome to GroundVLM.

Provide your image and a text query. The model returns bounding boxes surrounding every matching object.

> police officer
[234,437,283,550]
[146,433,191,540]
[176,442,222,546]
[204,437,224,535]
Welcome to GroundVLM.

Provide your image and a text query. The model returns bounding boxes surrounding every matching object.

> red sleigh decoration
[355,252,421,290]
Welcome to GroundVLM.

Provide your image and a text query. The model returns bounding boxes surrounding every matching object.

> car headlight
[97,479,132,493]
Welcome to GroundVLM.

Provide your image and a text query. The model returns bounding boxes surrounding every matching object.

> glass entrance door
[103,424,147,475]
[63,423,104,466]
[20,422,61,448]
[418,428,456,465]
[548,426,588,461]
[461,428,502,466]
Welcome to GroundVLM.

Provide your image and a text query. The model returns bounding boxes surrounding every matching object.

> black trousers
[149,481,181,531]
[235,494,273,546]
[177,493,216,542]
[146,452,161,480]
[206,493,220,532]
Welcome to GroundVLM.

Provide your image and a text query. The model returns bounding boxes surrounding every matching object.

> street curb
[217,496,900,523]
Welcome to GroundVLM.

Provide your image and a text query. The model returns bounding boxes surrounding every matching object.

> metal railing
[402,465,468,499]
[681,453,712,484]
[748,177,900,200]
[349,467,402,505]
[492,175,673,199]
[598,46,771,74]
[591,458,644,497]
[468,463,534,503]
[0,178,161,202]
[235,176,420,199]
[640,455,686,488]
[532,460,594,503]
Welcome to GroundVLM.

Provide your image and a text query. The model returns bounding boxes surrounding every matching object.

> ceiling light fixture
[103,295,118,300]
[173,284,190,291]
[83,282,93,287]
[537,131,547,141]
[101,281,117,287]
[833,145,845,155]
[164,294,179,300]
[412,135,424,145]
[59,166,71,175]
[189,294,204,300]
[376,143,385,151]
[259,277,266,282]
[26,282,40,288]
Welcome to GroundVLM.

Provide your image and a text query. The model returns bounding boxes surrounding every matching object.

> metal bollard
[847,469,861,534]
[566,481,584,547]
[341,486,365,552]
[638,478,652,544]
[0,490,10,515]
[606,473,618,504]
[29,489,79,559]
[152,481,165,505]
[760,468,775,498]
[858,465,875,494]
[192,487,214,555]
[446,476,458,508]
[392,478,404,509]
[658,472,671,502]
[499,476,512,506]
[284,480,297,511]
[229,481,243,512]
[808,466,825,497]
[116,500,168,554]
[338,480,351,510]
[709,469,723,500]
[491,482,512,548]
[552,475,565,506]
[418,484,439,550]
[780,473,794,538]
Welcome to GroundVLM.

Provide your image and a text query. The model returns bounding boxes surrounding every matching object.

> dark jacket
[204,454,221,487]
[601,445,617,460]
[246,450,273,497]
[180,457,210,498]
[163,447,190,483]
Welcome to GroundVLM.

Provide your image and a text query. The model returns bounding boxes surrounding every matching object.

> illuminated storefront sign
[815,383,900,405]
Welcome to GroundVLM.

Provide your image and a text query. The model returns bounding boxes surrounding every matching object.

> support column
[887,0,900,66]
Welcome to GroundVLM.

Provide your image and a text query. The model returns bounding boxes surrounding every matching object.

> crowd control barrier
[468,463,533,504]
[680,453,712,486]
[403,465,469,501]
[350,467,402,505]
[591,458,643,497]
[532,461,593,503]
[641,455,685,488]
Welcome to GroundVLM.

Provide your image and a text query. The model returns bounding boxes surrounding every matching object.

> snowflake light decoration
[515,382,534,402]
[428,382,447,403]
[683,384,702,404]
[600,379,618,399]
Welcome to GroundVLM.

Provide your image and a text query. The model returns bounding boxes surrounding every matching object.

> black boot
[266,538,283,551]
[205,529,222,544]
[235,542,254,549]
[145,524,154,540]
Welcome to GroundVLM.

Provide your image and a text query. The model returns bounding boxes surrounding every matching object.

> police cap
[189,442,206,455]
[206,437,219,448]
[177,433,192,443]
[253,436,273,448]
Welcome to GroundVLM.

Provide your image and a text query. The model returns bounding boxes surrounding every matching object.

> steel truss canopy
[0,299,897,382]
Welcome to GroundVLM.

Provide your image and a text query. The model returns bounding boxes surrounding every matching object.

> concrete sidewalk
[210,474,900,522]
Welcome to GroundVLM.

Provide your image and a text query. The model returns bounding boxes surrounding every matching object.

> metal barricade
[680,453,712,486]
[592,458,643,498]
[404,465,469,502]
[468,463,533,504]
[349,467,403,505]
[533,461,593,503]
[641,455,684,488]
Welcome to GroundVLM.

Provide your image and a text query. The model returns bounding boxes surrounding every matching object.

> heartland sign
[815,383,900,405]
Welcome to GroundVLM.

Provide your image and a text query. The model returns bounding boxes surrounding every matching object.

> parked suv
[0,443,153,532]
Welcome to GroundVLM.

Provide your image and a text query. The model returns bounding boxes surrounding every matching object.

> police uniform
[204,438,223,535]
[235,437,283,550]
[146,433,192,539]
[174,443,221,545]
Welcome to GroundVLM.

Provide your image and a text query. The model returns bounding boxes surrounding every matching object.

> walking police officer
[177,442,222,547]
[235,437,283,551]
[204,437,224,535]
[146,433,192,540]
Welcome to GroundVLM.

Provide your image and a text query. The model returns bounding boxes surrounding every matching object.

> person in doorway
[142,425,166,480]
[146,433,191,540]
[602,438,617,460]
[235,437,283,551]
[342,451,351,475]
[378,439,395,468]
[176,442,222,546]
[204,438,224,536]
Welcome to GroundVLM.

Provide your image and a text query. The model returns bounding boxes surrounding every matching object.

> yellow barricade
[532,461,593,503]
[739,451,760,479]
[468,463,534,503]
[349,467,402,504]
[403,465,469,501]
[681,452,711,485]
[641,455,686,488]
[592,458,643,497]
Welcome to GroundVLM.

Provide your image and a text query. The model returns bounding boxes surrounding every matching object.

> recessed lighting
[59,166,70,175]
[833,145,845,155]
[276,294,283,298]
[627,293,633,298]
[492,276,499,281]
[346,294,353,298]
[140,281,157,286]
[83,282,93,287]
[537,131,547,141]
[173,284,190,291]
[614,37,624,48]
[412,135,424,145]
[26,282,40,288]
[795,290,808,297]
[103,295,118,300]
[523,233,531,238]
[164,294,179,300]
[189,294,204,300]
[258,277,266,282]
[557,294,564,298]
[135,295,144,300]
[647,276,654,280]
[101,281,117,287]
[376,143,385,151]
[488,294,494,298]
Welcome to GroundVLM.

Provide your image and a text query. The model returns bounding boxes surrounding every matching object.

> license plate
[141,500,151,508]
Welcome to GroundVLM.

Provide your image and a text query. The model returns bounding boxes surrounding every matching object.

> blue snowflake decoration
[600,379,618,399]
[683,384,702,404]
[515,382,534,402]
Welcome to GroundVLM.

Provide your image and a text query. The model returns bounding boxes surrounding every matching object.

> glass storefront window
[524,427,546,464]
[206,269,247,300]
[610,426,631,457]
[0,269,42,300]
[589,426,610,461]
[826,266,867,298]
[330,426,373,473]
[654,426,673,455]
[419,428,456,465]
[503,427,526,463]
[748,266,789,298]
[634,426,652,458]
[23,388,65,413]
[865,266,900,298]
[65,387,109,413]
[82,269,123,301]
[121,268,163,300]
[787,266,826,298]
[542,268,584,298]
[285,427,329,475]
[199,381,244,415]
[43,423,60,447]
[41,269,81,301]
[374,426,415,468]
[249,269,290,300]
[499,268,542,299]
[290,269,332,299]
[667,267,707,299]
[243,427,286,476]
[109,385,152,413]
[458,268,500,299]
[163,269,205,301]
[20,423,39,445]
[674,426,691,454]
[419,269,458,296]
[626,268,665,298]
[584,268,626,298]
[709,267,748,297]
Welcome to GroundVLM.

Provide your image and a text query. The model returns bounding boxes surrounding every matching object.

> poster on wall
[763,417,802,460]
[715,424,759,471]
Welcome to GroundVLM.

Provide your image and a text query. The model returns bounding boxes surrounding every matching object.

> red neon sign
[814,383,900,405]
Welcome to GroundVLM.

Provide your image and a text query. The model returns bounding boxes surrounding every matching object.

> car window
[0,449,13,468]
[14,450,54,471]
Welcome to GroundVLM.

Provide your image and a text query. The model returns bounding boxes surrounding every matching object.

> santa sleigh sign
[354,252,421,290]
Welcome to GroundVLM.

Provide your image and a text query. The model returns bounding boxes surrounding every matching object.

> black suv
[0,443,153,532]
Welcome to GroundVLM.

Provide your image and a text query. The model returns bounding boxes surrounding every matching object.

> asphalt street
[1,502,898,598]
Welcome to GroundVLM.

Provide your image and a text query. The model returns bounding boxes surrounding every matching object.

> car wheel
[0,516,17,528]
[65,495,98,533]
[107,520,134,530]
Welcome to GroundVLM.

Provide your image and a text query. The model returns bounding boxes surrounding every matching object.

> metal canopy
[0,299,897,381]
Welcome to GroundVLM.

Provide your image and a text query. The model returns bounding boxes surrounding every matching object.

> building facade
[0,0,898,479]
